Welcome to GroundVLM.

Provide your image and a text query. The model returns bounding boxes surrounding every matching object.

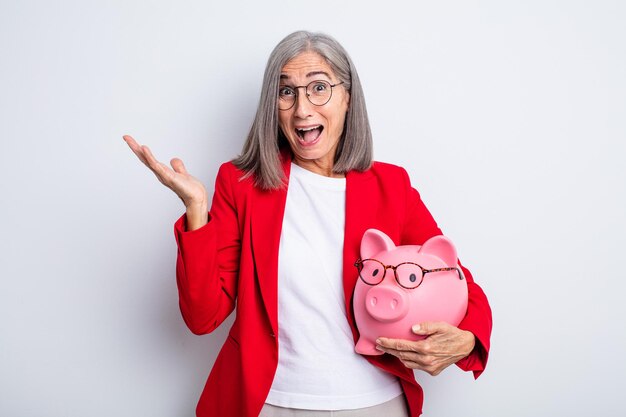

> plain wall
[1,1,625,416]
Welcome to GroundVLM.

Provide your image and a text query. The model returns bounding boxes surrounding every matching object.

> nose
[293,87,313,118]
[364,285,409,323]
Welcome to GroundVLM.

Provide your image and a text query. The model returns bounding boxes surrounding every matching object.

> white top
[266,163,402,410]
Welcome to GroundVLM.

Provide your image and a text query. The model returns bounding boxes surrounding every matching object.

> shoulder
[218,160,243,176]
[347,161,416,202]
[368,161,412,185]
[371,160,408,174]
[217,160,255,183]
[214,160,255,195]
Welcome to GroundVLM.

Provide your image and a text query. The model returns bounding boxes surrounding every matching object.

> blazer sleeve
[173,163,241,335]
[398,167,492,378]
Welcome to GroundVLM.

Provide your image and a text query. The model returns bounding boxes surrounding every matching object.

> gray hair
[232,31,373,190]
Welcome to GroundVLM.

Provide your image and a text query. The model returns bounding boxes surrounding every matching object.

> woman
[124,31,491,417]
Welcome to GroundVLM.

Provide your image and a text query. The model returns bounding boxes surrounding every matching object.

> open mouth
[295,125,324,144]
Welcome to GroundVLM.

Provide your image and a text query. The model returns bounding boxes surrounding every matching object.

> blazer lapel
[250,156,291,336]
[342,168,377,332]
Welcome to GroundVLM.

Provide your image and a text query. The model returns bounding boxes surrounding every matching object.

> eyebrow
[280,70,333,80]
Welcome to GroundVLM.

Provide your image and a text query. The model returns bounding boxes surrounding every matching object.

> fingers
[123,135,149,166]
[141,145,171,177]
[122,134,136,146]
[140,144,159,168]
[386,348,448,375]
[376,337,421,353]
[411,321,450,337]
[122,135,208,210]
[123,136,177,179]
[123,136,187,180]
[376,338,430,360]
[170,158,188,175]
[399,359,420,369]
[376,326,473,376]
[376,336,437,361]
[400,359,442,375]
[377,345,427,362]
[124,136,181,190]
[377,344,444,375]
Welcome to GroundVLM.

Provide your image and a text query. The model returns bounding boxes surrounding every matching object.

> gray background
[1,0,625,416]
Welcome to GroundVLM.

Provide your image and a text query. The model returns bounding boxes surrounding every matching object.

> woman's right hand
[123,135,209,230]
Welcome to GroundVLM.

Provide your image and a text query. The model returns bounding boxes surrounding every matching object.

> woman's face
[277,51,350,177]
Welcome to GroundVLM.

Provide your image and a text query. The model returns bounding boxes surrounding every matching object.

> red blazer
[174,154,492,417]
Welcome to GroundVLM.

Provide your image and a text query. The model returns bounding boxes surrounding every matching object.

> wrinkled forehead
[280,51,337,82]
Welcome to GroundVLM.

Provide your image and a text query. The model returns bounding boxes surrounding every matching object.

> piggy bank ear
[360,229,396,259]
[418,235,458,266]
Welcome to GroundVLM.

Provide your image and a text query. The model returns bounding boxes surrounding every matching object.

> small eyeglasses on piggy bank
[354,259,464,290]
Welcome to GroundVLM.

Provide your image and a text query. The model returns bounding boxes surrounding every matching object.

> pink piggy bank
[353,229,468,355]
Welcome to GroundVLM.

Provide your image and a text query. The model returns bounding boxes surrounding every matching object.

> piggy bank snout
[364,285,409,322]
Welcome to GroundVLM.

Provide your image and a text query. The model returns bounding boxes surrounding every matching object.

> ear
[360,229,396,259]
[418,235,458,266]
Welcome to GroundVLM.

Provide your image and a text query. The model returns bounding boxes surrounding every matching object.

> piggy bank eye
[395,263,425,289]
[358,259,386,285]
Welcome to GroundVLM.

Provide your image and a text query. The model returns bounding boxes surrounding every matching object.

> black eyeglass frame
[278,80,345,111]
[353,258,464,290]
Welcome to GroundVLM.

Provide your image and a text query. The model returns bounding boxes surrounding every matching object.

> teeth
[296,125,321,132]
[295,125,323,140]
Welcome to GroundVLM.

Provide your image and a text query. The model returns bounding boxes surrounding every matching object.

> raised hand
[123,135,209,230]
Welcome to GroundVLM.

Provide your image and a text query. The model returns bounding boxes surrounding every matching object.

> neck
[292,158,345,178]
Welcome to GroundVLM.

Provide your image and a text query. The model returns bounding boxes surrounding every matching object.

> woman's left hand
[375,322,476,376]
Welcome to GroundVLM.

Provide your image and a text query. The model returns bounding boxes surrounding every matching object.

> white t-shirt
[266,163,402,410]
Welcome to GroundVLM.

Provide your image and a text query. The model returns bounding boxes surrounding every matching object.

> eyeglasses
[278,80,344,111]
[354,259,464,290]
